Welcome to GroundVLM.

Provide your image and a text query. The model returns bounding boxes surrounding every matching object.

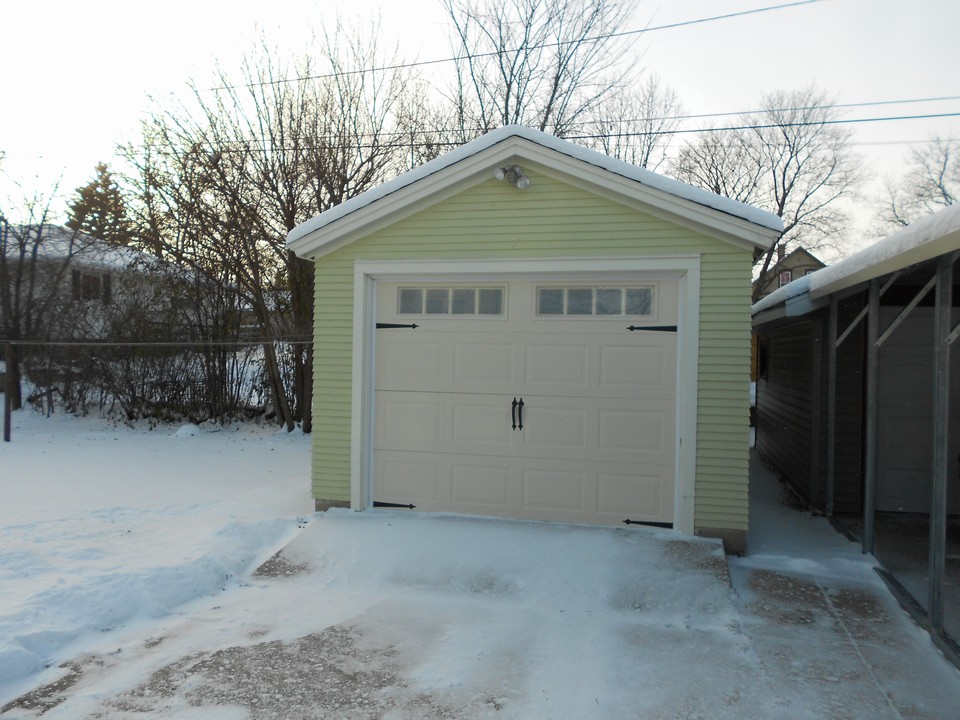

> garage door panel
[520,405,586,449]
[452,403,513,445]
[597,471,667,519]
[375,455,444,504]
[521,469,585,512]
[378,341,444,387]
[451,464,511,507]
[598,409,668,453]
[524,344,588,385]
[453,342,515,383]
[379,398,446,445]
[599,345,671,389]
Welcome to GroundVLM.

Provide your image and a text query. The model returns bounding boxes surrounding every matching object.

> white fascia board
[288,129,782,259]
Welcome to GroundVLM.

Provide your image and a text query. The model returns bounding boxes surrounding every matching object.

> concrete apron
[727,456,960,719]
[4,463,960,719]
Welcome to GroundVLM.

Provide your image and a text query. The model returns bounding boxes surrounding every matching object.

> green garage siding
[310,170,753,530]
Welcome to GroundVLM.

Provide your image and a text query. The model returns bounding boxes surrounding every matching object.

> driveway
[4,463,960,719]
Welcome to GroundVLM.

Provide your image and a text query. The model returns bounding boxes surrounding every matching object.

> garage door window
[398,287,504,315]
[537,286,655,317]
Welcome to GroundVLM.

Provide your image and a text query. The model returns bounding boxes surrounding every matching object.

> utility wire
[137,110,960,158]
[208,0,821,91]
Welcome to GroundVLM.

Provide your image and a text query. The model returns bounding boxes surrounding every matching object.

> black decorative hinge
[376,323,419,329]
[623,519,673,528]
[627,325,677,333]
[373,501,416,509]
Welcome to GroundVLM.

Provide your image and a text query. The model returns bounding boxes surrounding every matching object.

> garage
[373,278,678,526]
[287,125,782,548]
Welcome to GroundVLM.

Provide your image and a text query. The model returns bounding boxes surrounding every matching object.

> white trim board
[351,256,701,534]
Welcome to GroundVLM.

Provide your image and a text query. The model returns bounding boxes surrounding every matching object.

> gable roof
[287,125,783,260]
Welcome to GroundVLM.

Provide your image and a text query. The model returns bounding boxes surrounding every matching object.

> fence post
[3,342,13,442]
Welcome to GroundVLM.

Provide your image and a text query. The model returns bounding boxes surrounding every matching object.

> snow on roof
[752,204,960,317]
[287,125,784,248]
[2,225,143,268]
[750,273,813,315]
[808,203,960,298]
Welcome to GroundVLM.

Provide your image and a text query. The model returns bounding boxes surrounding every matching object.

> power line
[135,109,960,158]
[207,0,821,92]
[609,111,960,137]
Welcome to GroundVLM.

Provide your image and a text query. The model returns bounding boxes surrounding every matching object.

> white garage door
[373,278,678,526]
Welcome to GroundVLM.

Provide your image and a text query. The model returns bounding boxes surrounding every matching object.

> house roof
[287,125,784,260]
[2,224,142,269]
[752,203,960,319]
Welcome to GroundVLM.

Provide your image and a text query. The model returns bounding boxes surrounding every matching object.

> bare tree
[670,86,862,299]
[672,128,765,205]
[878,136,958,230]
[120,27,421,431]
[589,75,681,170]
[442,0,637,140]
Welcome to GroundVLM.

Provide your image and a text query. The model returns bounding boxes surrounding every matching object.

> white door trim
[351,256,701,533]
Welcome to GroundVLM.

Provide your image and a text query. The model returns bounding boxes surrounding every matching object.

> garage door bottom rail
[373,501,416,509]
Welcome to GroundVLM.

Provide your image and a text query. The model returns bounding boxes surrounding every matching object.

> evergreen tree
[66,162,132,246]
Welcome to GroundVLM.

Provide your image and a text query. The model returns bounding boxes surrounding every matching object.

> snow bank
[0,410,311,690]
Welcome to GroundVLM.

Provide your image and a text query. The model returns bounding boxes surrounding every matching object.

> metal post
[864,279,880,555]
[3,342,13,442]
[929,255,952,632]
[826,296,838,517]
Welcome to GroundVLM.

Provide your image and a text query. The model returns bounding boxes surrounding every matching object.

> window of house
[398,287,504,315]
[72,270,112,303]
[778,270,793,288]
[536,285,655,317]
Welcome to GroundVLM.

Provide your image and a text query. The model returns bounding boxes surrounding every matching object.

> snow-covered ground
[2,409,960,718]
[0,411,312,694]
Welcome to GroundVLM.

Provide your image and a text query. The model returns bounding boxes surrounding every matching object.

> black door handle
[511,397,518,430]
[517,397,524,431]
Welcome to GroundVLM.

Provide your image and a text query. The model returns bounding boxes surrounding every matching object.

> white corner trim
[350,272,376,511]
[675,265,700,535]
[351,255,702,534]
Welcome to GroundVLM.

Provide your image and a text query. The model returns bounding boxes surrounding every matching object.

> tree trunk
[5,342,23,411]
[262,340,295,431]
[287,250,314,433]
[752,240,781,304]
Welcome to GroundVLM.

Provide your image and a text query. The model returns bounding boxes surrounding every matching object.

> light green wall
[311,169,753,530]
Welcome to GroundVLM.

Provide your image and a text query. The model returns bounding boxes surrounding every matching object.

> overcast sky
[2,0,958,244]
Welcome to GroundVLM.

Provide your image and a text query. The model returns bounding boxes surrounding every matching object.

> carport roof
[287,125,784,260]
[752,203,960,321]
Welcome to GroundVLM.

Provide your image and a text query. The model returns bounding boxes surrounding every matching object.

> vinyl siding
[310,170,753,529]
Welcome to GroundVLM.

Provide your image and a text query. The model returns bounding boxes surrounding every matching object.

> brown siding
[755,322,816,501]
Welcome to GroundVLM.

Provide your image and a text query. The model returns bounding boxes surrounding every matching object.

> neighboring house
[753,246,827,300]
[0,224,143,341]
[751,203,960,662]
[288,125,782,553]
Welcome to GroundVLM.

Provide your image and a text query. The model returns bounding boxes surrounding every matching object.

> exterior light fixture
[494,164,531,189]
